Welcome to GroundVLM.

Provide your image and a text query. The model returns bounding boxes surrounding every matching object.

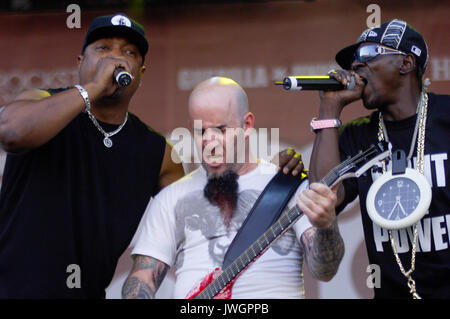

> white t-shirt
[132,160,312,299]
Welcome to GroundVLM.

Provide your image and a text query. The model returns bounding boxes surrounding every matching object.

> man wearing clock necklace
[308,19,450,298]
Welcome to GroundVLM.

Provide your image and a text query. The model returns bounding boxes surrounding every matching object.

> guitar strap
[222,170,306,269]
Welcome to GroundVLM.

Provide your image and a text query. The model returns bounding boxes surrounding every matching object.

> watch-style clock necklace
[366,85,432,299]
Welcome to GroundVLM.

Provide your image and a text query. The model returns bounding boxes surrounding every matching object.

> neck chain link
[377,89,428,299]
[86,110,129,148]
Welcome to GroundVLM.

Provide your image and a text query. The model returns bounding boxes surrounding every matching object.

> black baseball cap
[336,19,428,74]
[82,13,149,62]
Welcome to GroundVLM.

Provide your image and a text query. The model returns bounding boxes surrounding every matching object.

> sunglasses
[354,43,407,63]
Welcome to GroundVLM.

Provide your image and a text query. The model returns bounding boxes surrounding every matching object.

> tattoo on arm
[122,255,169,299]
[300,221,345,281]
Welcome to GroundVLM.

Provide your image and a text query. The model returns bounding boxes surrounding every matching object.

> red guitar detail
[186,268,236,299]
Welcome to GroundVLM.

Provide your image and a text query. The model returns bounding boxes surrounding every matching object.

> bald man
[122,77,344,299]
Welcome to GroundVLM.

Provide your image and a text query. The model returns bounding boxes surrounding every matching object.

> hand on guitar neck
[297,183,338,230]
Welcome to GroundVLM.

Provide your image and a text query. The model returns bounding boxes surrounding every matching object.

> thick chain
[378,90,428,299]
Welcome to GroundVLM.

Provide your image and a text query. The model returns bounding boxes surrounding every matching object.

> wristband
[74,84,91,112]
[310,118,342,133]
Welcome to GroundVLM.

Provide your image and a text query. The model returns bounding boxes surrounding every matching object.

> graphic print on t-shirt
[173,189,297,270]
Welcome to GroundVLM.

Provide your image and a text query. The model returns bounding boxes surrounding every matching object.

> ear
[77,55,83,69]
[138,65,146,87]
[243,112,255,137]
[399,54,416,75]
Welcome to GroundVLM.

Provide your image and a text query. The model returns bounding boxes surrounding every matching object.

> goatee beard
[204,170,239,229]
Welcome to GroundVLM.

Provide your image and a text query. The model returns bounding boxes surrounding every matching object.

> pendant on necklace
[103,137,113,148]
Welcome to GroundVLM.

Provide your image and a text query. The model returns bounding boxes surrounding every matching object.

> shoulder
[340,112,376,133]
[155,166,204,199]
[427,92,450,128]
[167,166,203,188]
[257,158,277,171]
[428,92,450,107]
[128,112,166,141]
[127,113,167,152]
[338,112,377,143]
[428,92,450,100]
[238,159,278,188]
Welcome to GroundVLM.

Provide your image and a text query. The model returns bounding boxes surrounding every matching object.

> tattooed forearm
[122,255,169,299]
[301,220,345,281]
[122,277,154,299]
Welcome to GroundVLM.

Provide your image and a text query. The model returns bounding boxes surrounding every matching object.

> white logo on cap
[111,15,132,27]
[411,45,422,56]
[368,30,378,37]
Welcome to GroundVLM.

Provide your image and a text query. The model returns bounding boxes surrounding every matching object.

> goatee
[204,170,239,229]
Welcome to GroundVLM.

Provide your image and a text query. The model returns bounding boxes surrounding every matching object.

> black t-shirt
[0,88,166,298]
[338,92,450,299]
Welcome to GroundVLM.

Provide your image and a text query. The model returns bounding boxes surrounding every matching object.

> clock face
[366,168,432,230]
[374,177,420,221]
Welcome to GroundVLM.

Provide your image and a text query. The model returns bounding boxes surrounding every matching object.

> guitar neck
[195,203,304,299]
[195,144,383,299]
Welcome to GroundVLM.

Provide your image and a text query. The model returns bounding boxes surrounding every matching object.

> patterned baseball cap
[336,19,428,74]
[82,13,149,62]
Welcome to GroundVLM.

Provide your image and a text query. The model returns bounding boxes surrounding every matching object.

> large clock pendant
[366,167,432,230]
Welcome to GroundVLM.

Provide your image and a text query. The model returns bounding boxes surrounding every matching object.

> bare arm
[300,221,344,281]
[122,255,169,299]
[0,87,92,153]
[309,125,346,206]
[0,56,130,153]
[297,183,344,281]
[309,70,366,206]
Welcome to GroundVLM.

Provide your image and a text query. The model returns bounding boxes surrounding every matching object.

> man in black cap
[308,19,450,298]
[0,13,184,298]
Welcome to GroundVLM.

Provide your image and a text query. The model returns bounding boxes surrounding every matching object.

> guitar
[186,142,390,299]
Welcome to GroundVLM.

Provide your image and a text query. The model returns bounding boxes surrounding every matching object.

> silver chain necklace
[86,110,128,148]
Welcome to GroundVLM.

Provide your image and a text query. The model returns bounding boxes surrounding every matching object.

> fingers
[273,147,292,170]
[297,183,337,229]
[350,71,366,87]
[273,148,307,176]
[319,68,364,108]
[328,69,353,86]
[291,152,305,176]
[328,69,365,89]
[91,57,134,95]
[282,152,302,175]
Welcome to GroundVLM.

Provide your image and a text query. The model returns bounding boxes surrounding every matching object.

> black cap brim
[335,42,360,70]
[82,26,148,61]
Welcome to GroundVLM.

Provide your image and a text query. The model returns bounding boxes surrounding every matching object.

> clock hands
[387,195,408,220]
[387,199,400,220]
[397,198,408,218]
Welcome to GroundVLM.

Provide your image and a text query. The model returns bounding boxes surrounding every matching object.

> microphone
[275,75,355,91]
[114,68,133,87]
